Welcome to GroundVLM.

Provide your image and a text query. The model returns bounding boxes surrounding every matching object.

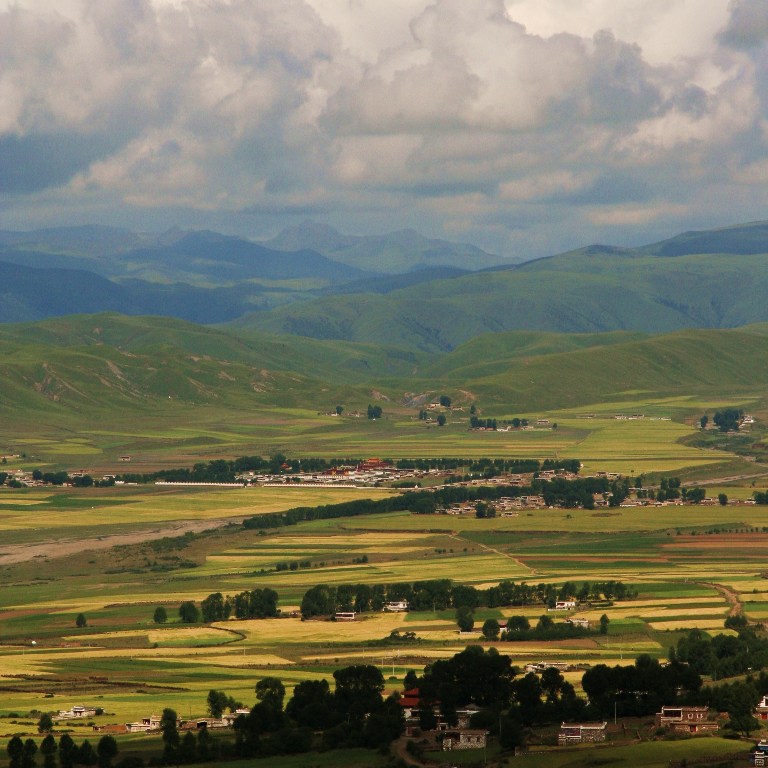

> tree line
[299,578,636,618]
[166,589,280,624]
[113,454,581,485]
[6,734,118,768]
[242,476,609,532]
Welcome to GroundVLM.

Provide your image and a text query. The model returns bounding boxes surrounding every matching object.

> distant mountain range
[263,220,509,273]
[0,223,505,323]
[241,220,768,351]
[3,219,768,349]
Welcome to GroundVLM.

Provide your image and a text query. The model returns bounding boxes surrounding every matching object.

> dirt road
[0,516,248,565]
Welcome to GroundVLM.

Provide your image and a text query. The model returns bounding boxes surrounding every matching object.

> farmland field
[1,389,768,765]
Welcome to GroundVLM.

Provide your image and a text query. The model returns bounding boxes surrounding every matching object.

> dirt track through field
[0,516,248,565]
[696,581,742,617]
[449,532,536,575]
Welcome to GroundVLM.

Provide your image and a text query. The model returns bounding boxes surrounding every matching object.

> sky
[0,0,767,260]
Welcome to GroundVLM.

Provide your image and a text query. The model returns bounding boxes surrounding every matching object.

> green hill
[0,314,425,386]
[241,246,768,352]
[2,315,768,420]
[435,326,768,411]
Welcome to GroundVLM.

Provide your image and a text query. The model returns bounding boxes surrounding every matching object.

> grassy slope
[239,249,768,352]
[429,326,768,410]
[2,315,768,418]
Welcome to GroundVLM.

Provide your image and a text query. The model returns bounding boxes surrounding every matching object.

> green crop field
[2,316,768,766]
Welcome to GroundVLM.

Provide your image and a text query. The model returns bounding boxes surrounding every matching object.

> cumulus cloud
[0,0,766,258]
[719,0,768,49]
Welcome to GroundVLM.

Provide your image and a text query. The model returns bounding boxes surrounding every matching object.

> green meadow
[1,317,768,765]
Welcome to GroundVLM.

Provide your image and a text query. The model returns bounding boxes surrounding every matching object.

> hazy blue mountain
[264,220,511,273]
[113,230,371,284]
[0,261,273,323]
[0,224,144,255]
[640,220,768,257]
[240,221,768,352]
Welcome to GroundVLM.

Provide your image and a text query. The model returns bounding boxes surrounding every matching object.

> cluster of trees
[582,655,702,718]
[7,734,118,768]
[366,404,382,420]
[116,453,366,484]
[417,411,448,425]
[228,667,403,757]
[713,408,744,433]
[672,625,768,679]
[200,589,279,622]
[469,416,545,430]
[476,614,595,642]
[469,416,501,429]
[636,476,681,502]
[698,676,767,736]
[405,647,527,748]
[299,578,634,618]
[173,589,281,624]
[3,470,114,489]
[244,472,638,533]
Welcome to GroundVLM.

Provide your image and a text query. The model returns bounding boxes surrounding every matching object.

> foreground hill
[1,314,768,419]
[242,221,768,351]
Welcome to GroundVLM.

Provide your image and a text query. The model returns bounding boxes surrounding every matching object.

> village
[51,695,768,762]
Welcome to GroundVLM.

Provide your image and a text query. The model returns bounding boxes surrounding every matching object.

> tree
[456,605,475,632]
[207,689,229,718]
[718,493,728,506]
[439,395,451,408]
[436,413,446,427]
[475,501,494,519]
[179,732,196,764]
[8,736,24,768]
[58,735,75,768]
[367,404,382,420]
[22,739,38,768]
[536,614,554,633]
[333,665,385,721]
[700,414,708,429]
[599,614,610,635]
[153,606,167,624]
[728,699,760,736]
[201,592,230,622]
[75,613,87,628]
[160,709,179,763]
[39,735,56,768]
[285,679,338,730]
[481,618,500,641]
[196,728,213,762]
[418,705,437,731]
[38,712,53,733]
[255,677,286,710]
[335,405,344,415]
[300,584,336,619]
[95,736,117,768]
[178,601,199,623]
[505,616,530,634]
[713,408,743,433]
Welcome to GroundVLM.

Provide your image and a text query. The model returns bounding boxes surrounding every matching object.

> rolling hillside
[242,224,768,351]
[1,315,767,419]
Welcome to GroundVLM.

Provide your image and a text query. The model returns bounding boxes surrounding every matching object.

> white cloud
[0,0,766,260]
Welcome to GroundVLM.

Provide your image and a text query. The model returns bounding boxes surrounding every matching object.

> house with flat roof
[655,705,718,733]
[442,729,488,751]
[558,722,607,745]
